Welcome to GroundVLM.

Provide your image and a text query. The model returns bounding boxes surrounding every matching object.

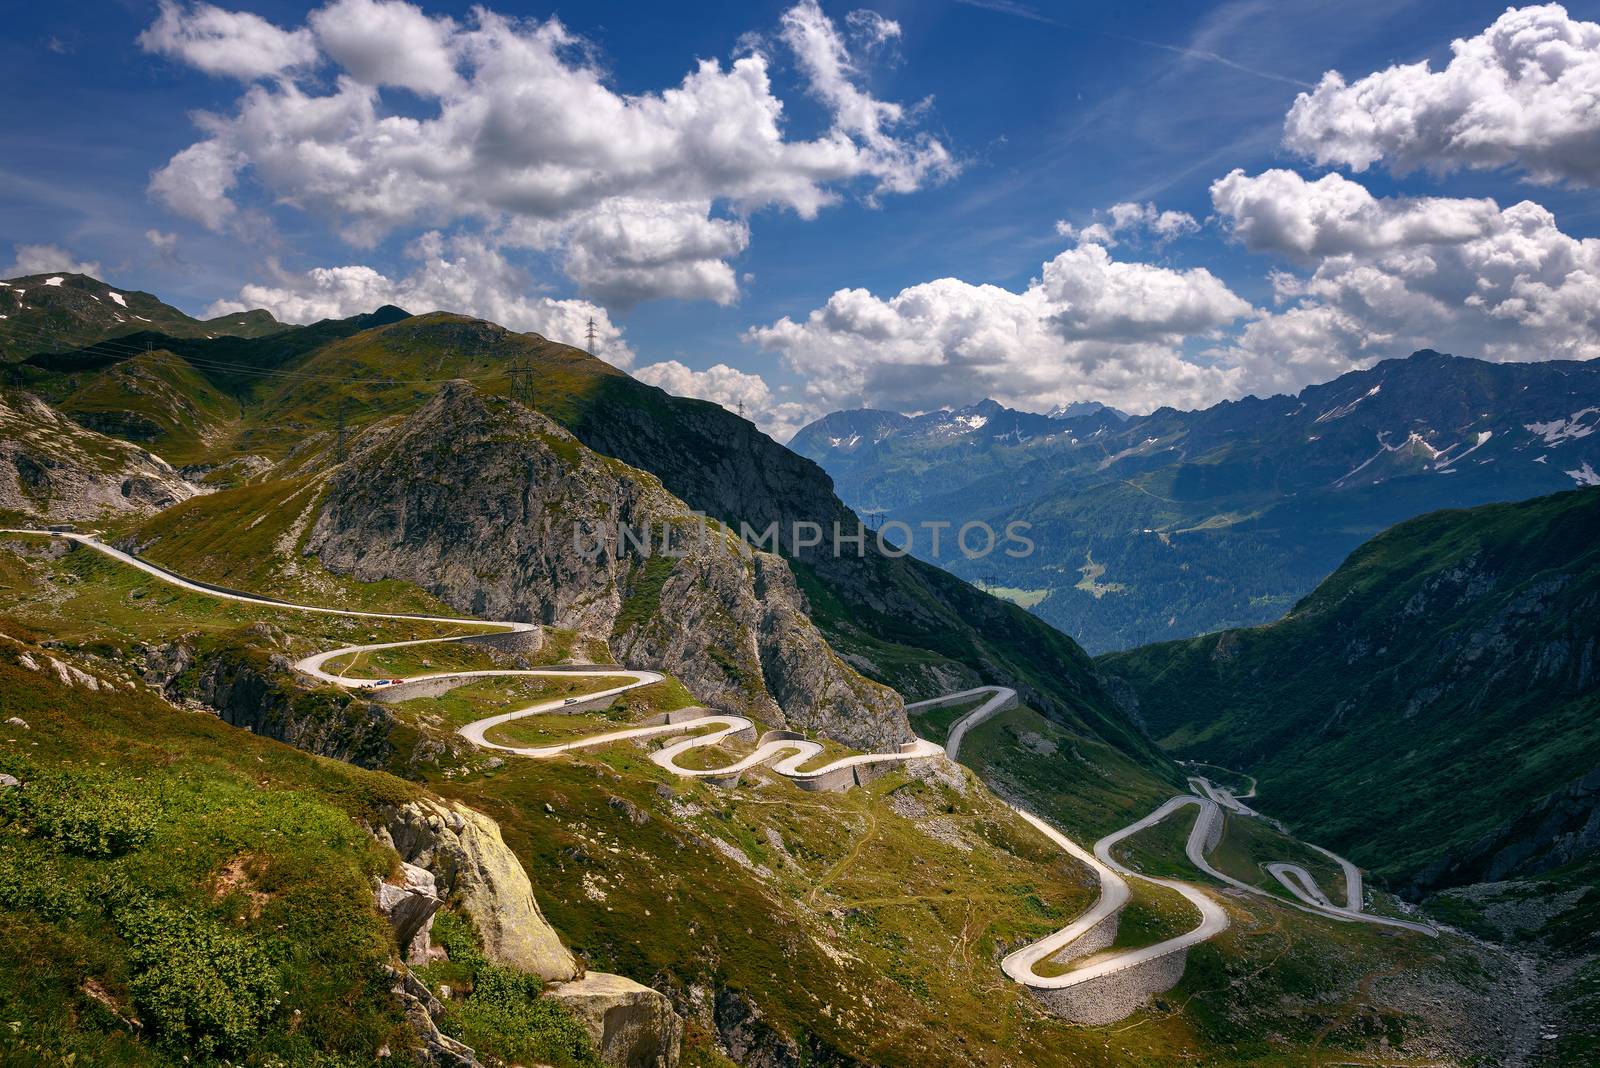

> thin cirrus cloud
[140,0,957,330]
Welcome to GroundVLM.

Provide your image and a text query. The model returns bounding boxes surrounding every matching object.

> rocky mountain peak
[306,380,910,749]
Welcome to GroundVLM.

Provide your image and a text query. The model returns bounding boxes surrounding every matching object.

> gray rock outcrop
[377,861,443,965]
[374,796,580,982]
[546,972,683,1068]
[387,966,477,1067]
[145,633,401,769]
[711,987,803,1068]
[304,381,907,750]
[0,389,200,520]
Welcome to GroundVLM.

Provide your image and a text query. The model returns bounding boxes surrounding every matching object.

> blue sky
[4,0,1600,437]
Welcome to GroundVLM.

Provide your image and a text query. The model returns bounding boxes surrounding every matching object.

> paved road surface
[931,687,1433,997]
[5,530,942,789]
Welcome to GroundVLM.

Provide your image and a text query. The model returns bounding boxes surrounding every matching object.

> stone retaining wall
[1029,946,1189,1026]
[1044,907,1120,969]
[368,676,473,704]
[461,629,544,655]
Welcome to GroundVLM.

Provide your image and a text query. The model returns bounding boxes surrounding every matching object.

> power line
[584,317,598,354]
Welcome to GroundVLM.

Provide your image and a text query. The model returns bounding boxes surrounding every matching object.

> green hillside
[43,310,1166,774]
[1100,488,1600,891]
[57,350,242,466]
[0,273,283,364]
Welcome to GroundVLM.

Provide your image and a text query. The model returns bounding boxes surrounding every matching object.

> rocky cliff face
[562,369,1155,764]
[304,382,907,749]
[143,626,406,770]
[0,389,200,520]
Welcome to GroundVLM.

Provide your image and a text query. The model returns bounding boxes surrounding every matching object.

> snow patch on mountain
[1525,408,1599,445]
[1435,430,1493,468]
[1316,384,1382,424]
[1567,462,1600,487]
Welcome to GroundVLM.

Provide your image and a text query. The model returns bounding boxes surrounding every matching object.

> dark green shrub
[444,964,600,1068]
[115,900,280,1057]
[422,910,599,1068]
[2,772,159,857]
[430,907,486,970]
[0,844,88,920]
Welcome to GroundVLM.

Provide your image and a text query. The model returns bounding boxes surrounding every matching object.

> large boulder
[546,972,683,1068]
[375,797,579,981]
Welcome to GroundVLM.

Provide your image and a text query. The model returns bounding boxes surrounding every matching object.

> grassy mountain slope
[57,350,243,466]
[133,311,1165,773]
[0,273,283,363]
[1,534,1540,1067]
[1099,488,1600,892]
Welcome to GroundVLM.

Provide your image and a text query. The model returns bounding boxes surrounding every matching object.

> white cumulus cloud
[632,360,814,439]
[206,233,635,366]
[1058,201,1199,248]
[138,0,318,80]
[744,241,1252,415]
[1211,168,1502,258]
[1284,4,1600,185]
[1212,170,1600,393]
[308,0,460,96]
[144,0,956,308]
[5,244,103,278]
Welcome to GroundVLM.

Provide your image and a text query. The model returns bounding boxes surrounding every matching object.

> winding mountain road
[3,530,941,788]
[6,529,1432,1024]
[923,685,1434,1004]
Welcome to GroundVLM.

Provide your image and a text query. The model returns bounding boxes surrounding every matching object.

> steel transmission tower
[507,362,536,408]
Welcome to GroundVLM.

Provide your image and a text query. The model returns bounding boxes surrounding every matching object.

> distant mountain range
[0,272,283,362]
[789,351,1600,652]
